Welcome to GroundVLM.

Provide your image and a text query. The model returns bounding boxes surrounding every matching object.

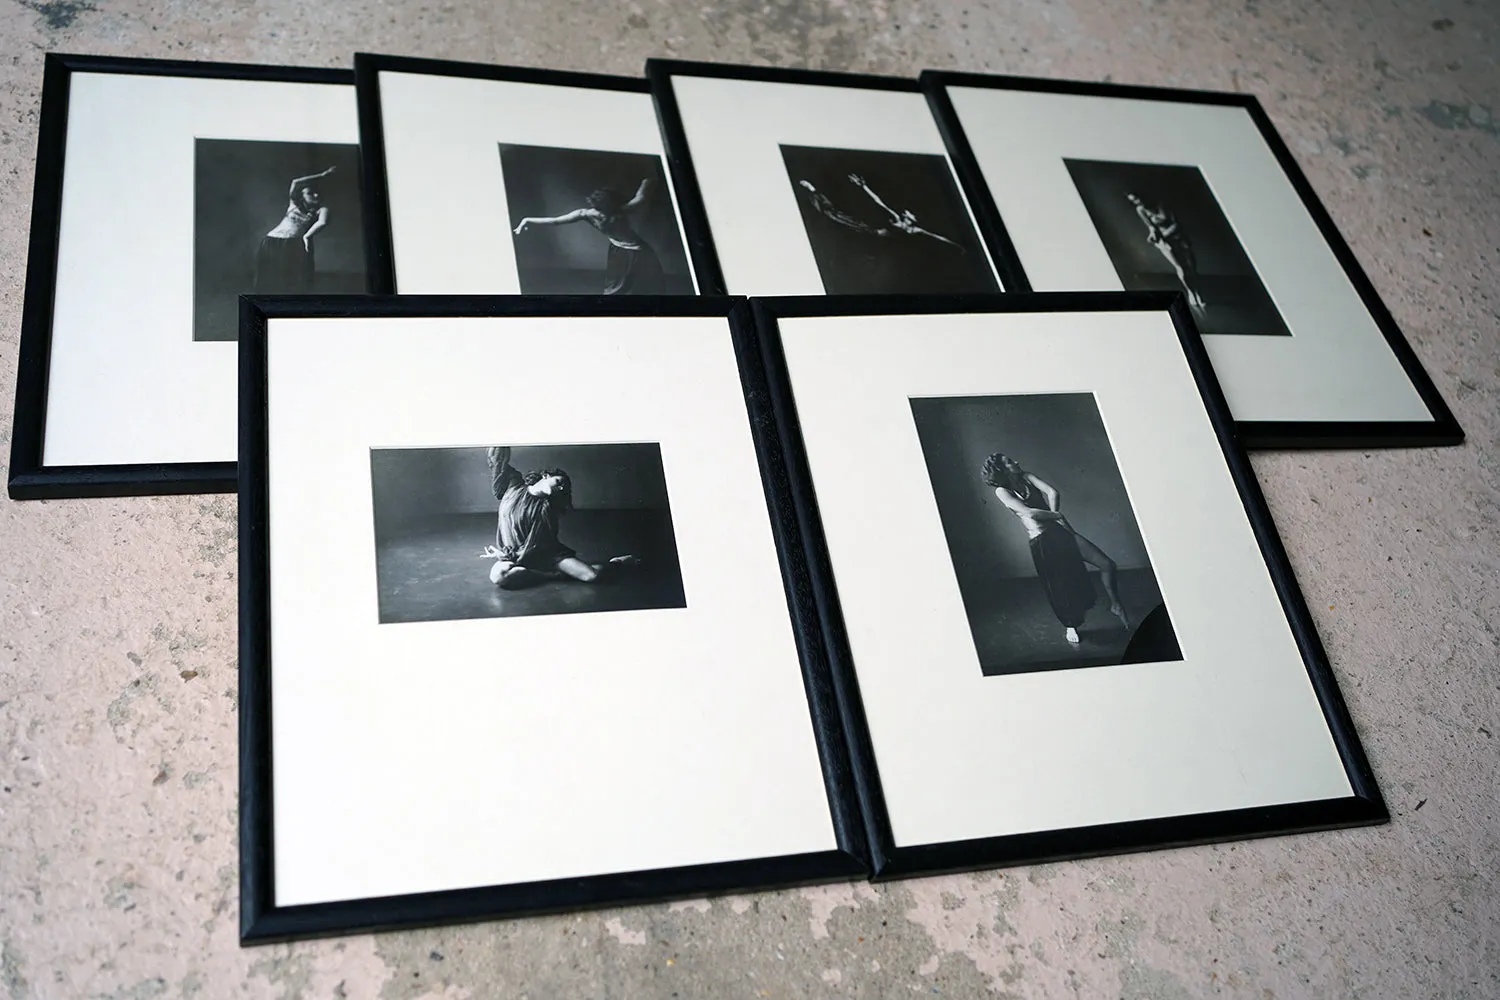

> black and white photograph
[370,442,687,625]
[192,139,365,341]
[779,145,999,295]
[761,298,1385,877]
[1063,159,1291,338]
[240,302,861,939]
[910,391,1181,675]
[500,143,694,295]
[9,56,360,499]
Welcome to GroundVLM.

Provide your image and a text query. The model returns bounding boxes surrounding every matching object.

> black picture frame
[237,292,868,944]
[7,53,358,501]
[748,291,1389,882]
[921,70,1463,451]
[645,59,1025,297]
[355,53,673,296]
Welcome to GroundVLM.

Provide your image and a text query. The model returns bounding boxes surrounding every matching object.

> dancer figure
[482,447,638,590]
[982,452,1130,645]
[512,179,664,294]
[846,173,965,249]
[795,173,964,249]
[254,165,336,293]
[1126,192,1206,311]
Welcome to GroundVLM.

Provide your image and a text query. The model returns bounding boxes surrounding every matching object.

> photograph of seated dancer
[369,442,687,624]
[482,446,640,589]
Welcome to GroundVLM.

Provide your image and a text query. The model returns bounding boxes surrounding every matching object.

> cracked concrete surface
[1,0,1497,997]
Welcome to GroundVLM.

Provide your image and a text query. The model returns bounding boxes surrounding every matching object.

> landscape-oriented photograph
[370,443,687,625]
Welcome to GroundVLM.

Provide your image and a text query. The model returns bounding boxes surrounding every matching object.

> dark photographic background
[1064,158,1291,337]
[779,144,999,295]
[370,443,686,625]
[498,143,694,295]
[911,392,1180,675]
[192,139,365,342]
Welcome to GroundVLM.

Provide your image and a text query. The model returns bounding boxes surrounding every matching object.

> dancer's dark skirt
[1030,524,1096,628]
[254,235,315,294]
[603,242,664,294]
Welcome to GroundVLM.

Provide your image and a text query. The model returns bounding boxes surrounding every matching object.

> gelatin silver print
[1065,158,1291,337]
[192,139,365,341]
[370,443,687,624]
[911,391,1182,675]
[780,144,999,295]
[500,143,694,295]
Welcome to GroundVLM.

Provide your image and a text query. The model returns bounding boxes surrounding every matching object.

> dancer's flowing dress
[254,201,317,293]
[587,211,664,294]
[1008,481,1096,629]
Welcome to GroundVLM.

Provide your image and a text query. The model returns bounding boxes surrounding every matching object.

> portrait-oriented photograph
[191,139,366,342]
[911,392,1181,675]
[779,144,999,295]
[499,143,695,295]
[1064,158,1291,337]
[370,443,687,625]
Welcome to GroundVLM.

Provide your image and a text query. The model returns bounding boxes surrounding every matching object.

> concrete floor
[0,0,1496,997]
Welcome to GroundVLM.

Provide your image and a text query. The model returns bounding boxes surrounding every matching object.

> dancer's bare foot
[494,565,538,590]
[1111,603,1131,630]
[608,554,640,568]
[1065,626,1080,645]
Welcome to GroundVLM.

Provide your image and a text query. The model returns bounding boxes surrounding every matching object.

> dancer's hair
[523,468,574,513]
[981,452,1024,494]
[586,188,625,217]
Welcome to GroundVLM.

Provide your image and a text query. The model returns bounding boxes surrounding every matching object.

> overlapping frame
[748,292,1389,880]
[647,58,1019,296]
[922,70,1463,450]
[9,53,360,500]
[237,294,868,943]
[356,53,697,296]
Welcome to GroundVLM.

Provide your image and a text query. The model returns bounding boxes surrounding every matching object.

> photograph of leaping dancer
[780,143,999,295]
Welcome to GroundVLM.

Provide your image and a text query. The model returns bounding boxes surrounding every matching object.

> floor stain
[1416,100,1498,134]
[17,0,96,31]
[1,941,28,1000]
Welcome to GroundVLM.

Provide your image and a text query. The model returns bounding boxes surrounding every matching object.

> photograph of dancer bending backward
[911,391,1181,675]
[369,443,687,625]
[780,144,999,295]
[191,138,365,341]
[500,143,695,295]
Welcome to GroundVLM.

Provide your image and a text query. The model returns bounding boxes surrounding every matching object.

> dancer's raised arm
[1129,195,1162,238]
[622,178,652,212]
[487,446,522,499]
[289,166,336,198]
[849,172,964,249]
[848,173,902,223]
